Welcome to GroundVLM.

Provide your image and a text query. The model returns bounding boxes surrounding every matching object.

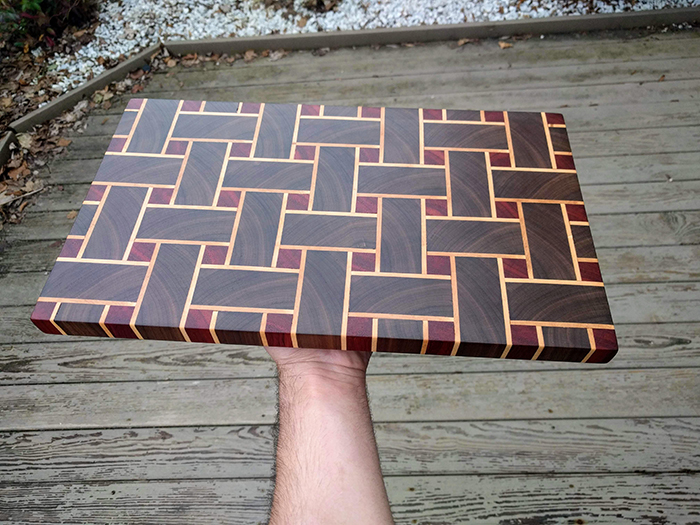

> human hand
[265,346,371,387]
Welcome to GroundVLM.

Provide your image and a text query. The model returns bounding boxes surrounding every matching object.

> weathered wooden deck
[2,27,700,523]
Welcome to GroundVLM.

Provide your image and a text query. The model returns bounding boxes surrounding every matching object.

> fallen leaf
[17,133,32,150]
[19,201,30,212]
[73,29,86,38]
[131,84,144,94]
[243,49,257,63]
[658,74,666,82]
[167,58,177,67]
[57,138,72,147]
[498,41,513,49]
[297,16,308,28]
[457,38,476,46]
[8,167,23,180]
[269,49,289,61]
[102,100,112,110]
[66,210,78,219]
[1,97,12,108]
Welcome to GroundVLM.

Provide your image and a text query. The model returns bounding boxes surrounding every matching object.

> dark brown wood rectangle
[424,123,508,150]
[508,112,551,168]
[358,165,446,196]
[281,214,376,249]
[224,160,313,191]
[522,203,576,280]
[297,119,380,145]
[193,269,297,310]
[174,142,228,206]
[380,198,422,273]
[254,103,297,159]
[383,108,420,164]
[349,276,453,317]
[39,261,146,302]
[83,186,147,260]
[229,192,283,267]
[427,220,524,254]
[94,156,183,185]
[137,208,236,243]
[127,99,180,154]
[296,251,347,349]
[377,319,423,354]
[507,283,614,325]
[312,147,355,212]
[493,171,583,201]
[172,114,256,141]
[449,151,491,217]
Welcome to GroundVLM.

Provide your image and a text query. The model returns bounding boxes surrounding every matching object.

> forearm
[269,364,394,525]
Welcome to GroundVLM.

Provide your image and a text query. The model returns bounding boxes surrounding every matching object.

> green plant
[0,0,98,48]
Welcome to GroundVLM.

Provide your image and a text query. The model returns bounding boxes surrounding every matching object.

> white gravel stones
[48,0,698,94]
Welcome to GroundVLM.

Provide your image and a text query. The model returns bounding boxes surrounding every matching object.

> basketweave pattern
[31,98,617,362]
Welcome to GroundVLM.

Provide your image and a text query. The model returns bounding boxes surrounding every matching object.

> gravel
[48,0,699,94]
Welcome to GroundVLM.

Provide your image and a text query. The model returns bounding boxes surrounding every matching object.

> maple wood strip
[296,142,380,148]
[449,256,460,356]
[191,305,294,314]
[161,138,253,144]
[542,111,558,169]
[356,106,362,118]
[421,199,428,275]
[178,245,206,342]
[146,204,234,212]
[480,110,485,122]
[491,166,577,174]
[56,257,149,267]
[556,151,574,156]
[49,302,68,336]
[104,152,185,159]
[259,312,269,347]
[485,151,497,218]
[129,243,161,339]
[341,251,352,351]
[425,119,507,126]
[289,104,302,160]
[495,197,585,205]
[503,111,516,167]
[200,264,297,273]
[359,161,443,169]
[549,123,567,128]
[348,312,454,322]
[578,257,598,263]
[290,250,308,348]
[420,320,429,355]
[160,100,184,155]
[425,147,510,153]
[517,202,534,279]
[82,200,101,205]
[356,193,448,200]
[37,297,137,307]
[307,146,320,210]
[498,258,513,359]
[299,115,381,121]
[351,147,360,213]
[225,191,246,265]
[562,202,583,280]
[351,271,451,280]
[444,150,453,216]
[371,318,378,352]
[581,328,597,363]
[122,187,153,261]
[179,111,257,118]
[428,251,527,259]
[137,238,230,246]
[66,235,85,240]
[419,107,425,165]
[76,186,111,259]
[221,187,309,195]
[511,320,615,330]
[426,215,519,223]
[570,221,590,226]
[169,141,193,205]
[375,197,383,271]
[91,182,176,189]
[209,311,220,344]
[504,278,604,287]
[285,209,374,217]
[224,157,313,164]
[270,193,288,268]
[111,134,128,138]
[280,245,376,253]
[379,107,385,163]
[532,325,545,360]
[123,108,138,112]
[122,100,145,152]
[249,102,265,157]
[98,304,114,339]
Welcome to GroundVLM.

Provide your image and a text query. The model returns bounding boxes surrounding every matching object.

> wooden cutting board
[31,99,617,362]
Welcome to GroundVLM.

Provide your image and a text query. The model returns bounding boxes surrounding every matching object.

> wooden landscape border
[3,6,699,153]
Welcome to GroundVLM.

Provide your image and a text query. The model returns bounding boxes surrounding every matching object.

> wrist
[277,361,367,399]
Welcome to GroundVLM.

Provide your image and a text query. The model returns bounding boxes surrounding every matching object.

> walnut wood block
[31,99,617,363]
